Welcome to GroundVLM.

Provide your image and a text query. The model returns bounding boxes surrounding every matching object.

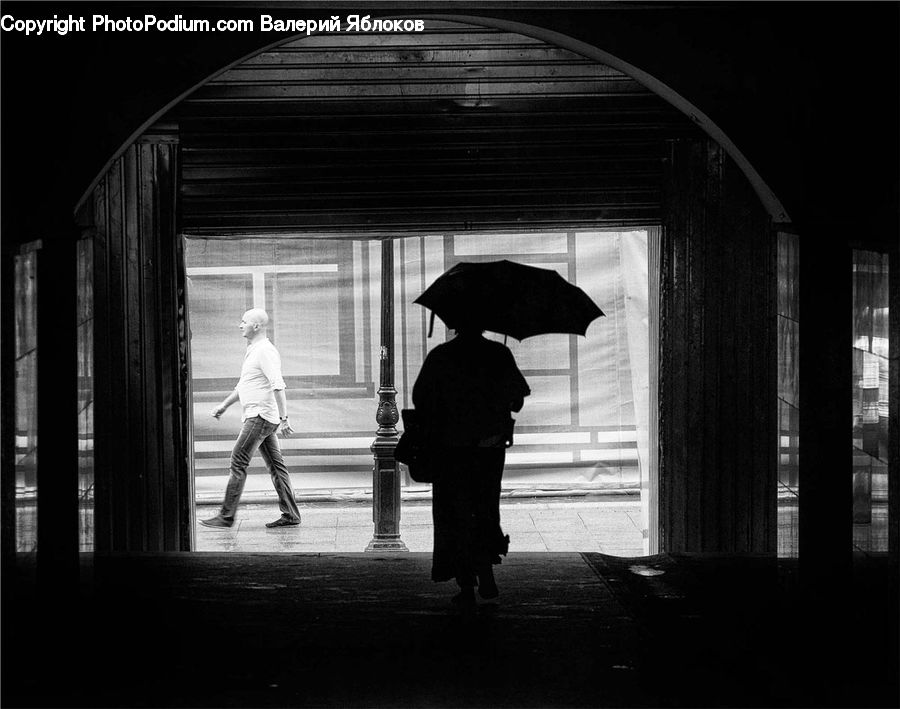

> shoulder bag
[394,408,435,483]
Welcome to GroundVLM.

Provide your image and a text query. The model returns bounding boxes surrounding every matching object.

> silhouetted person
[412,324,530,605]
[200,308,302,529]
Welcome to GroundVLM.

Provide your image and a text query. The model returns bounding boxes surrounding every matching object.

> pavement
[194,495,646,555]
[7,550,895,708]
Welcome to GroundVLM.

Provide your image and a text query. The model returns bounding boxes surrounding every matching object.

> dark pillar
[367,240,408,552]
[798,227,852,588]
[90,137,190,552]
[797,223,853,685]
[659,139,777,552]
[36,235,80,593]
[1,242,17,579]
[888,244,899,680]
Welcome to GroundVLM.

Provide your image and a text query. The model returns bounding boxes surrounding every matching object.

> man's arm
[274,388,293,436]
[259,345,292,435]
[211,389,239,419]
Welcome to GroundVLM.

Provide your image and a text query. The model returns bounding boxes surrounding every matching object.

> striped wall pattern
[186,231,646,496]
[191,429,641,488]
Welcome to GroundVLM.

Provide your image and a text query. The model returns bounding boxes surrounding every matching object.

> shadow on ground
[4,552,897,708]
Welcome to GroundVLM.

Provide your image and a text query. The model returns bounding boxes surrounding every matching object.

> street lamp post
[366,240,408,552]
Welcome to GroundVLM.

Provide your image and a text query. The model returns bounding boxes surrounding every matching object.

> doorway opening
[185,228,657,554]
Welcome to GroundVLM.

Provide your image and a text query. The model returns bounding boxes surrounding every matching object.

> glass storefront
[77,237,95,552]
[14,245,38,554]
[851,250,890,553]
[777,232,800,558]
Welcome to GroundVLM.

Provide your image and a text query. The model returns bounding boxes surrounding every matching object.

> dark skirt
[430,447,510,585]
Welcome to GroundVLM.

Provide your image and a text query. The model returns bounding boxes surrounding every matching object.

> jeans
[220,416,301,521]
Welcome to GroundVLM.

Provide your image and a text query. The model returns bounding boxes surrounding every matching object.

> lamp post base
[365,535,409,553]
[367,435,407,553]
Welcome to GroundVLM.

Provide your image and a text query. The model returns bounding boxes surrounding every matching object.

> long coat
[412,332,530,448]
[411,331,530,583]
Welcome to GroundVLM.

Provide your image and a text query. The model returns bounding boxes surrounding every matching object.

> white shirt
[236,337,286,424]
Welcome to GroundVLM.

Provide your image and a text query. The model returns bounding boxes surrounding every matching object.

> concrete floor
[194,496,646,555]
[6,551,896,708]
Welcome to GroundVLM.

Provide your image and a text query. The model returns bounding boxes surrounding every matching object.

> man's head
[239,308,270,340]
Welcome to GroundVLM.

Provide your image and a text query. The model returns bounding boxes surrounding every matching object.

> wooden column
[367,240,408,552]
[659,138,777,553]
[89,132,192,552]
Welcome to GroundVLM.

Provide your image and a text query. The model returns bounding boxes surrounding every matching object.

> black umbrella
[414,259,605,340]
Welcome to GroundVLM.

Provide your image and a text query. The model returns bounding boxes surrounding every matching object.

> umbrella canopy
[414,260,605,340]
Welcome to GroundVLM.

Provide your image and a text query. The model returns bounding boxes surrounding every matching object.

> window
[851,250,889,553]
[777,231,800,557]
[14,244,39,553]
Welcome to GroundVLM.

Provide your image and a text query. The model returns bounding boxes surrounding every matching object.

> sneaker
[266,515,301,528]
[199,515,234,529]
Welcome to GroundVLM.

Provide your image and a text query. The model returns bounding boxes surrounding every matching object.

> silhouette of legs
[451,586,476,607]
[477,563,499,599]
[431,448,507,601]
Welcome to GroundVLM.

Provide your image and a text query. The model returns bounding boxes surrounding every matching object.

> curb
[195,487,641,507]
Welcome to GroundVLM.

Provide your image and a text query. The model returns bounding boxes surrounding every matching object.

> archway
[75,14,791,226]
[74,16,789,555]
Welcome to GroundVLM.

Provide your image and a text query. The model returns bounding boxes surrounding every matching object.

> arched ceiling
[165,20,702,236]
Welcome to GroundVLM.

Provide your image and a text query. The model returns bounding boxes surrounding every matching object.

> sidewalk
[194,496,646,555]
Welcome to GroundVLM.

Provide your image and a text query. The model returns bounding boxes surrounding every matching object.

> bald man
[200,308,303,529]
